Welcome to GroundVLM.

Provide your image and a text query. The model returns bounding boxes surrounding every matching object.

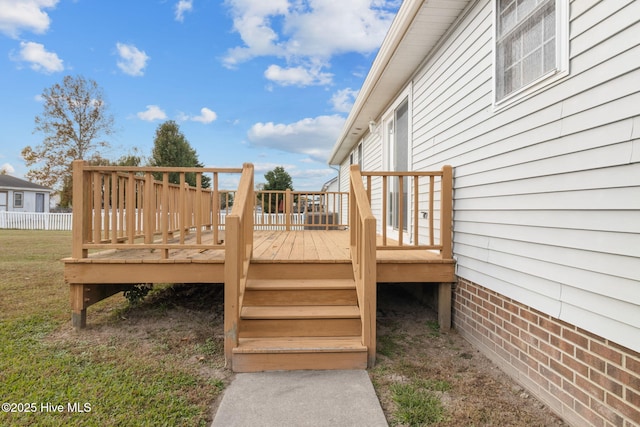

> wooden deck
[64,230,454,284]
[65,162,455,371]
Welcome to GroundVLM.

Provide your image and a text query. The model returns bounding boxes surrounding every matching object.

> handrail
[360,165,453,257]
[349,164,377,367]
[255,189,348,230]
[224,163,254,365]
[71,160,242,259]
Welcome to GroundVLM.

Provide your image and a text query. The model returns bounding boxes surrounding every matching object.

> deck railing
[254,189,348,230]
[349,165,377,367]
[361,165,453,258]
[224,163,254,363]
[70,160,243,259]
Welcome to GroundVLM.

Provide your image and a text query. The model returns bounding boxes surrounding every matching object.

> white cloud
[178,107,218,124]
[191,107,217,124]
[223,0,398,83]
[223,0,289,68]
[0,0,58,38]
[248,114,345,163]
[284,0,396,57]
[13,41,63,73]
[116,42,149,76]
[264,64,332,87]
[175,0,193,22]
[137,105,167,122]
[1,163,16,175]
[330,88,359,113]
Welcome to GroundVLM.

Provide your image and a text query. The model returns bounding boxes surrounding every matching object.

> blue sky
[0,0,401,191]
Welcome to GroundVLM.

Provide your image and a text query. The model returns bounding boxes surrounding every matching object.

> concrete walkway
[211,370,388,427]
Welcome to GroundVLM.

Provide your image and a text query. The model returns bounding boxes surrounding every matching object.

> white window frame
[382,85,412,173]
[350,142,364,167]
[14,191,24,208]
[493,0,569,108]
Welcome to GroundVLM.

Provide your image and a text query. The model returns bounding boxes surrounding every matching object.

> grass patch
[0,230,226,426]
[378,334,401,358]
[390,380,447,426]
[426,320,440,338]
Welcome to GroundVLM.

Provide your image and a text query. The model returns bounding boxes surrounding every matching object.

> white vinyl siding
[408,0,640,352]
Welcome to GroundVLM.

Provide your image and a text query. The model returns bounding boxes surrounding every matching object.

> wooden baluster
[398,175,404,246]
[413,175,419,246]
[440,165,453,259]
[127,175,133,240]
[144,172,154,244]
[72,160,88,258]
[285,189,292,231]
[196,173,202,244]
[92,172,101,244]
[162,173,169,259]
[382,175,387,246]
[111,172,118,244]
[118,175,125,239]
[429,175,435,246]
[213,172,220,244]
[179,173,186,244]
[102,173,110,242]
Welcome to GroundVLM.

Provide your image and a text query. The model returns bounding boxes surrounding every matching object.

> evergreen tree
[149,121,210,188]
[260,166,293,213]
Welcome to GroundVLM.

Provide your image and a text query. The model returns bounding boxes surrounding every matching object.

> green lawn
[0,230,224,426]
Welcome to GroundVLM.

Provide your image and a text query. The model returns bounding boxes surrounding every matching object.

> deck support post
[70,283,87,330]
[438,282,452,332]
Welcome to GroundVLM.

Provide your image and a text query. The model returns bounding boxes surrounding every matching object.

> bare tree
[22,75,115,206]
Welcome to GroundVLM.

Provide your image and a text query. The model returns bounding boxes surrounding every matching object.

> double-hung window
[14,192,23,208]
[495,0,567,103]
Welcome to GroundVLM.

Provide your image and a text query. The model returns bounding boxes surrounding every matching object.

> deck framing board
[64,230,455,283]
[64,230,455,332]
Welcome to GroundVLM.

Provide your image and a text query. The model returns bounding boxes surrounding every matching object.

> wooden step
[232,337,367,372]
[235,337,366,353]
[241,305,360,319]
[247,262,354,280]
[243,279,357,306]
[246,279,356,290]
[233,263,366,372]
[239,318,362,338]
[239,305,361,338]
[243,289,357,306]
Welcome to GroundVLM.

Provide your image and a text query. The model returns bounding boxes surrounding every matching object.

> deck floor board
[65,230,453,267]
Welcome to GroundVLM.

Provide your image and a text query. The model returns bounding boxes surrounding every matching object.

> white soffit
[329,0,472,165]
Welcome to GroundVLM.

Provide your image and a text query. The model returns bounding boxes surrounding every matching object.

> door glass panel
[389,99,409,231]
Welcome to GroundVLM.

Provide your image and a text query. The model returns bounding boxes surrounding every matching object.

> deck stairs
[231,262,368,372]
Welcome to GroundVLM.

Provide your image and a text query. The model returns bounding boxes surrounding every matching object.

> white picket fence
[0,211,73,231]
[0,211,317,232]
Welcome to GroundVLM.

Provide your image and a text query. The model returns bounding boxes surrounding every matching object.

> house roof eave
[329,0,474,165]
[0,175,54,192]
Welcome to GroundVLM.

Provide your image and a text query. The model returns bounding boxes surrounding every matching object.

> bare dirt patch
[51,283,567,426]
[372,284,567,426]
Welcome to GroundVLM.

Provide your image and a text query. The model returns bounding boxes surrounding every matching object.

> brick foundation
[453,278,640,427]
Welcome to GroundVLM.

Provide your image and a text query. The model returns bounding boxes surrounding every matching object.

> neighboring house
[0,175,52,213]
[320,175,340,215]
[330,1,640,426]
